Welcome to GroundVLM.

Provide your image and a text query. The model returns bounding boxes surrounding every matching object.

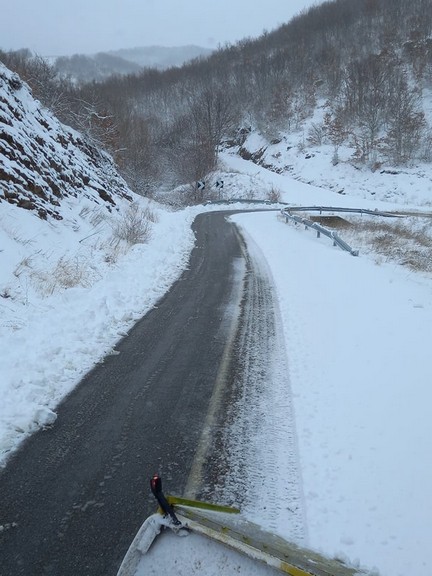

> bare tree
[384,73,425,164]
[189,85,236,157]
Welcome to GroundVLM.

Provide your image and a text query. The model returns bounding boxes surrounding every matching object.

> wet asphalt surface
[0,212,247,576]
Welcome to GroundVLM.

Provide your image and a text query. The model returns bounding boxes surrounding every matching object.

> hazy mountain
[108,45,213,69]
[54,52,142,83]
[53,45,213,83]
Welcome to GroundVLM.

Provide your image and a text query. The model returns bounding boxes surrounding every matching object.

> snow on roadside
[231,210,432,576]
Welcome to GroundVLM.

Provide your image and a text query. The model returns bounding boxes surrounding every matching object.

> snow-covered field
[1,144,432,575]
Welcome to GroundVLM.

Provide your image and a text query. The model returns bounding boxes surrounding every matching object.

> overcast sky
[1,0,319,56]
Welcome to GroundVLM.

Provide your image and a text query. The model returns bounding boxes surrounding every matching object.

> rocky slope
[0,62,133,221]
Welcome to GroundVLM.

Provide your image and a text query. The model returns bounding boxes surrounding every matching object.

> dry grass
[341,216,432,273]
[112,203,156,245]
[31,255,98,296]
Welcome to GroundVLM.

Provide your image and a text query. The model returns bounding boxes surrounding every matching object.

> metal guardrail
[205,198,282,205]
[206,200,403,217]
[286,205,400,217]
[281,204,405,255]
[281,208,359,256]
[204,199,405,257]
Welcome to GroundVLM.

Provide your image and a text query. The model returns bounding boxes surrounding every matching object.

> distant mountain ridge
[108,45,213,68]
[54,45,213,83]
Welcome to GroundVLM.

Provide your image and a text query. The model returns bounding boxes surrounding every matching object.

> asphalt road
[0,211,249,576]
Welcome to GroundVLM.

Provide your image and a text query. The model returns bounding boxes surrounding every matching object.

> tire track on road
[198,222,307,544]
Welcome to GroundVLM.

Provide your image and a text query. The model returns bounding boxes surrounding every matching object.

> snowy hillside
[229,101,432,209]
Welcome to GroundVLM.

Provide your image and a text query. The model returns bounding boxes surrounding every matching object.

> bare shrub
[112,203,154,245]
[13,256,33,277]
[307,122,325,146]
[143,206,158,223]
[266,186,282,203]
[297,139,306,154]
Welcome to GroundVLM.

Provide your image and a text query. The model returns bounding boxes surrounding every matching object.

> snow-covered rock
[0,62,132,220]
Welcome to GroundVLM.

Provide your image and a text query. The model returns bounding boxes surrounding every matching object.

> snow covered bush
[112,203,155,245]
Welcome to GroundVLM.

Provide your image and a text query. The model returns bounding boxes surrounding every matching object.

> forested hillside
[1,0,431,198]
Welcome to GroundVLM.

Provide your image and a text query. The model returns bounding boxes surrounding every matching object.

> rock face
[0,63,132,220]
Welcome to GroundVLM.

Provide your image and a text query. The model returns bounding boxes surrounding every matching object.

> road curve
[0,212,247,576]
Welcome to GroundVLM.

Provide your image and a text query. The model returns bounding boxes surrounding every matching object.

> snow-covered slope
[0,62,133,220]
[230,118,432,209]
